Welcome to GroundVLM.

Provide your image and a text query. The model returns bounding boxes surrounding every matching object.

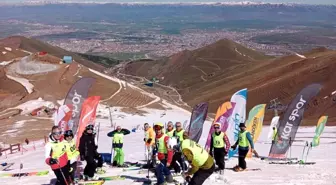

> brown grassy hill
[0,36,104,71]
[123,39,336,126]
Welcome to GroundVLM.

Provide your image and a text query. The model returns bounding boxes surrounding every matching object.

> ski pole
[19,162,23,183]
[57,162,69,185]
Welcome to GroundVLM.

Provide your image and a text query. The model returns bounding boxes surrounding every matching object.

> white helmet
[168,137,178,150]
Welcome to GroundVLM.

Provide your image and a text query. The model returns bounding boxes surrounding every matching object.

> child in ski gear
[181,137,215,185]
[144,123,156,168]
[45,126,71,185]
[64,130,79,182]
[231,123,254,171]
[210,123,230,174]
[107,126,130,167]
[166,121,175,137]
[174,122,185,143]
[79,124,103,180]
[153,122,174,185]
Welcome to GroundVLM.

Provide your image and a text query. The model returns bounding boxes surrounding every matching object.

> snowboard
[0,170,49,177]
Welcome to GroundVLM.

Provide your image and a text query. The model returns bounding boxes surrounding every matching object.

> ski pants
[113,148,124,166]
[189,163,215,185]
[238,148,249,169]
[84,156,97,178]
[67,161,77,182]
[155,159,171,184]
[96,154,103,168]
[171,152,187,173]
[214,147,225,170]
[53,164,71,185]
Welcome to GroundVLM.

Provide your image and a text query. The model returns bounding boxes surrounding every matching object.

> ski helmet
[86,124,94,130]
[154,122,164,129]
[64,130,74,138]
[214,122,221,129]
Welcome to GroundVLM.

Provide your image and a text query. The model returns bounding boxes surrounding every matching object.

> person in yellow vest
[153,122,174,185]
[107,126,130,167]
[45,126,71,185]
[209,123,230,174]
[166,121,175,137]
[180,137,215,185]
[144,123,156,168]
[170,121,188,174]
[272,127,278,144]
[64,130,80,182]
[231,123,255,172]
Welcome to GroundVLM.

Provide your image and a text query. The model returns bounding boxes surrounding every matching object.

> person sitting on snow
[45,126,71,185]
[107,126,130,167]
[231,123,255,172]
[64,130,79,182]
[153,122,174,185]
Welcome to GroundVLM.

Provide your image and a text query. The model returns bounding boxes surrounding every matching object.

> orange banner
[75,96,101,148]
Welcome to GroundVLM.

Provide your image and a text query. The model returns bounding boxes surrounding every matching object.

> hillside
[0,36,170,144]
[122,39,336,126]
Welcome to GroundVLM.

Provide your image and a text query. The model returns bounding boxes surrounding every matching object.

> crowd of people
[45,121,257,185]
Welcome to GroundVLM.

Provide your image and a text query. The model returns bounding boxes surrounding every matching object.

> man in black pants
[209,123,230,174]
[79,124,103,180]
[231,123,254,171]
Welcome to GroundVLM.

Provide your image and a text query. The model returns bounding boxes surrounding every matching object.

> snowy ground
[1,104,336,185]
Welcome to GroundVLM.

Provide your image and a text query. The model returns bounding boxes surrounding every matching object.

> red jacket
[45,134,69,170]
[156,133,173,164]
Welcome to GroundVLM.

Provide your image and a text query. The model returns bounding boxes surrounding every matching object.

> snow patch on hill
[9,56,59,75]
[14,98,55,115]
[6,75,34,94]
[4,47,12,51]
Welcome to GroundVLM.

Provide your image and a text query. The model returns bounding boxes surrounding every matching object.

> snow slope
[0,104,336,185]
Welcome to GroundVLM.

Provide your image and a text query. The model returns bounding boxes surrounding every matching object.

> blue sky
[1,0,335,5]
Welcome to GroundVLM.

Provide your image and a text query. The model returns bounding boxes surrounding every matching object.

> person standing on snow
[45,126,71,185]
[180,137,215,185]
[169,121,188,174]
[153,122,174,185]
[107,126,130,167]
[165,121,175,137]
[231,123,255,172]
[144,123,156,168]
[64,130,79,182]
[79,124,104,180]
[209,123,230,174]
[173,122,185,143]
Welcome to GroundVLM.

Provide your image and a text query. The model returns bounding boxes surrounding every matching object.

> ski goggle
[52,131,62,136]
[64,130,73,137]
[86,125,94,130]
[175,125,181,128]
[214,127,220,129]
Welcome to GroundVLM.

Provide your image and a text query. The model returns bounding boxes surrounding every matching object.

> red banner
[75,96,101,148]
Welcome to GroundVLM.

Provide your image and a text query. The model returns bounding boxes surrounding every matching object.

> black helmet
[86,124,94,130]
[64,130,74,138]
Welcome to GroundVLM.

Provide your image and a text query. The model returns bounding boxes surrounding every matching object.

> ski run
[0,80,336,185]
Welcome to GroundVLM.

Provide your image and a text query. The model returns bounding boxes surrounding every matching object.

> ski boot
[165,174,174,183]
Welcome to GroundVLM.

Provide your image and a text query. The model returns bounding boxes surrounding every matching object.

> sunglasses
[52,131,62,135]
[214,127,220,129]
[176,125,181,128]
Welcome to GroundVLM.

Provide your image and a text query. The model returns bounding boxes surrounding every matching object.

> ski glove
[49,158,58,165]
[146,138,152,144]
[231,145,237,150]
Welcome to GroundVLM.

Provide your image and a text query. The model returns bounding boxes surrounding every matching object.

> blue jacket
[234,131,254,150]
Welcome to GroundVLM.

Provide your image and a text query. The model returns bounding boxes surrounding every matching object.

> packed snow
[1,102,335,185]
[0,61,13,66]
[6,75,34,94]
[13,119,37,129]
[4,47,12,51]
[2,51,6,55]
[9,56,59,75]
[14,98,55,115]
[295,53,307,59]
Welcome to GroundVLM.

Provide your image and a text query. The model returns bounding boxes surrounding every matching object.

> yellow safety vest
[166,129,175,137]
[50,141,67,159]
[175,130,185,142]
[212,132,225,148]
[181,139,208,167]
[66,140,79,160]
[113,132,124,144]
[272,128,278,141]
[239,131,249,147]
[156,134,168,154]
